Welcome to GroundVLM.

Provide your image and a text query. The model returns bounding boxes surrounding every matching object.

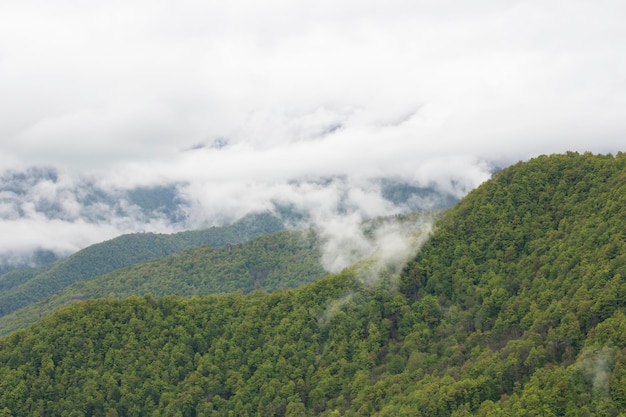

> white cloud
[0,0,625,260]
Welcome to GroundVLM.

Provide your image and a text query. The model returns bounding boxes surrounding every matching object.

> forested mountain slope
[0,211,433,336]
[0,264,53,296]
[391,151,626,415]
[0,152,625,416]
[0,229,326,335]
[0,212,284,318]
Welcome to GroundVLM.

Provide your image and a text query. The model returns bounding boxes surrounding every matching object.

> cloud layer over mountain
[1,0,625,264]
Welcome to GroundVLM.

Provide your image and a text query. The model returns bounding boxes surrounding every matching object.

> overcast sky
[1,0,626,262]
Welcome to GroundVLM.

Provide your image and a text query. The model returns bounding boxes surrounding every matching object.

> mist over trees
[0,152,625,416]
[0,165,463,275]
[0,212,434,336]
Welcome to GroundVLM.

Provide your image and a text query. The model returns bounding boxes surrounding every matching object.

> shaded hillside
[0,212,284,318]
[0,212,434,335]
[0,165,462,275]
[0,264,53,294]
[0,229,326,335]
[1,152,625,416]
[0,249,59,277]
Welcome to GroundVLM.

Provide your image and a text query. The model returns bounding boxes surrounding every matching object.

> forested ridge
[0,212,284,319]
[0,229,327,336]
[0,211,432,336]
[1,152,625,416]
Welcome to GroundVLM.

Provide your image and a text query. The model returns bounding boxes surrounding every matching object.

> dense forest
[0,212,432,336]
[0,212,284,319]
[0,229,326,336]
[0,152,625,416]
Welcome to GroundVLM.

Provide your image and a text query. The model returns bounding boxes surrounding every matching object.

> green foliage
[0,272,362,416]
[0,212,284,319]
[393,151,626,415]
[0,264,53,293]
[1,152,626,415]
[0,211,435,336]
[0,229,326,335]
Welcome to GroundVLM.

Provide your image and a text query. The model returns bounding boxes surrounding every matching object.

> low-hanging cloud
[576,346,615,396]
[2,0,624,171]
[317,211,434,281]
[0,168,183,267]
[1,0,625,265]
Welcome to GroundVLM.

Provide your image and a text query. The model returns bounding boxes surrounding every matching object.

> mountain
[392,151,626,415]
[0,152,624,416]
[0,165,462,273]
[0,167,189,272]
[378,178,461,211]
[0,212,284,318]
[0,167,187,228]
[0,229,326,335]
[0,211,433,335]
[0,250,59,278]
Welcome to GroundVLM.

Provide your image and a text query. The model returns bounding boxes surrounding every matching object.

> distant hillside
[0,212,284,318]
[0,152,624,416]
[379,178,460,210]
[0,167,191,271]
[0,249,59,277]
[0,212,433,335]
[0,167,188,227]
[0,264,53,294]
[0,229,326,335]
[0,166,462,273]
